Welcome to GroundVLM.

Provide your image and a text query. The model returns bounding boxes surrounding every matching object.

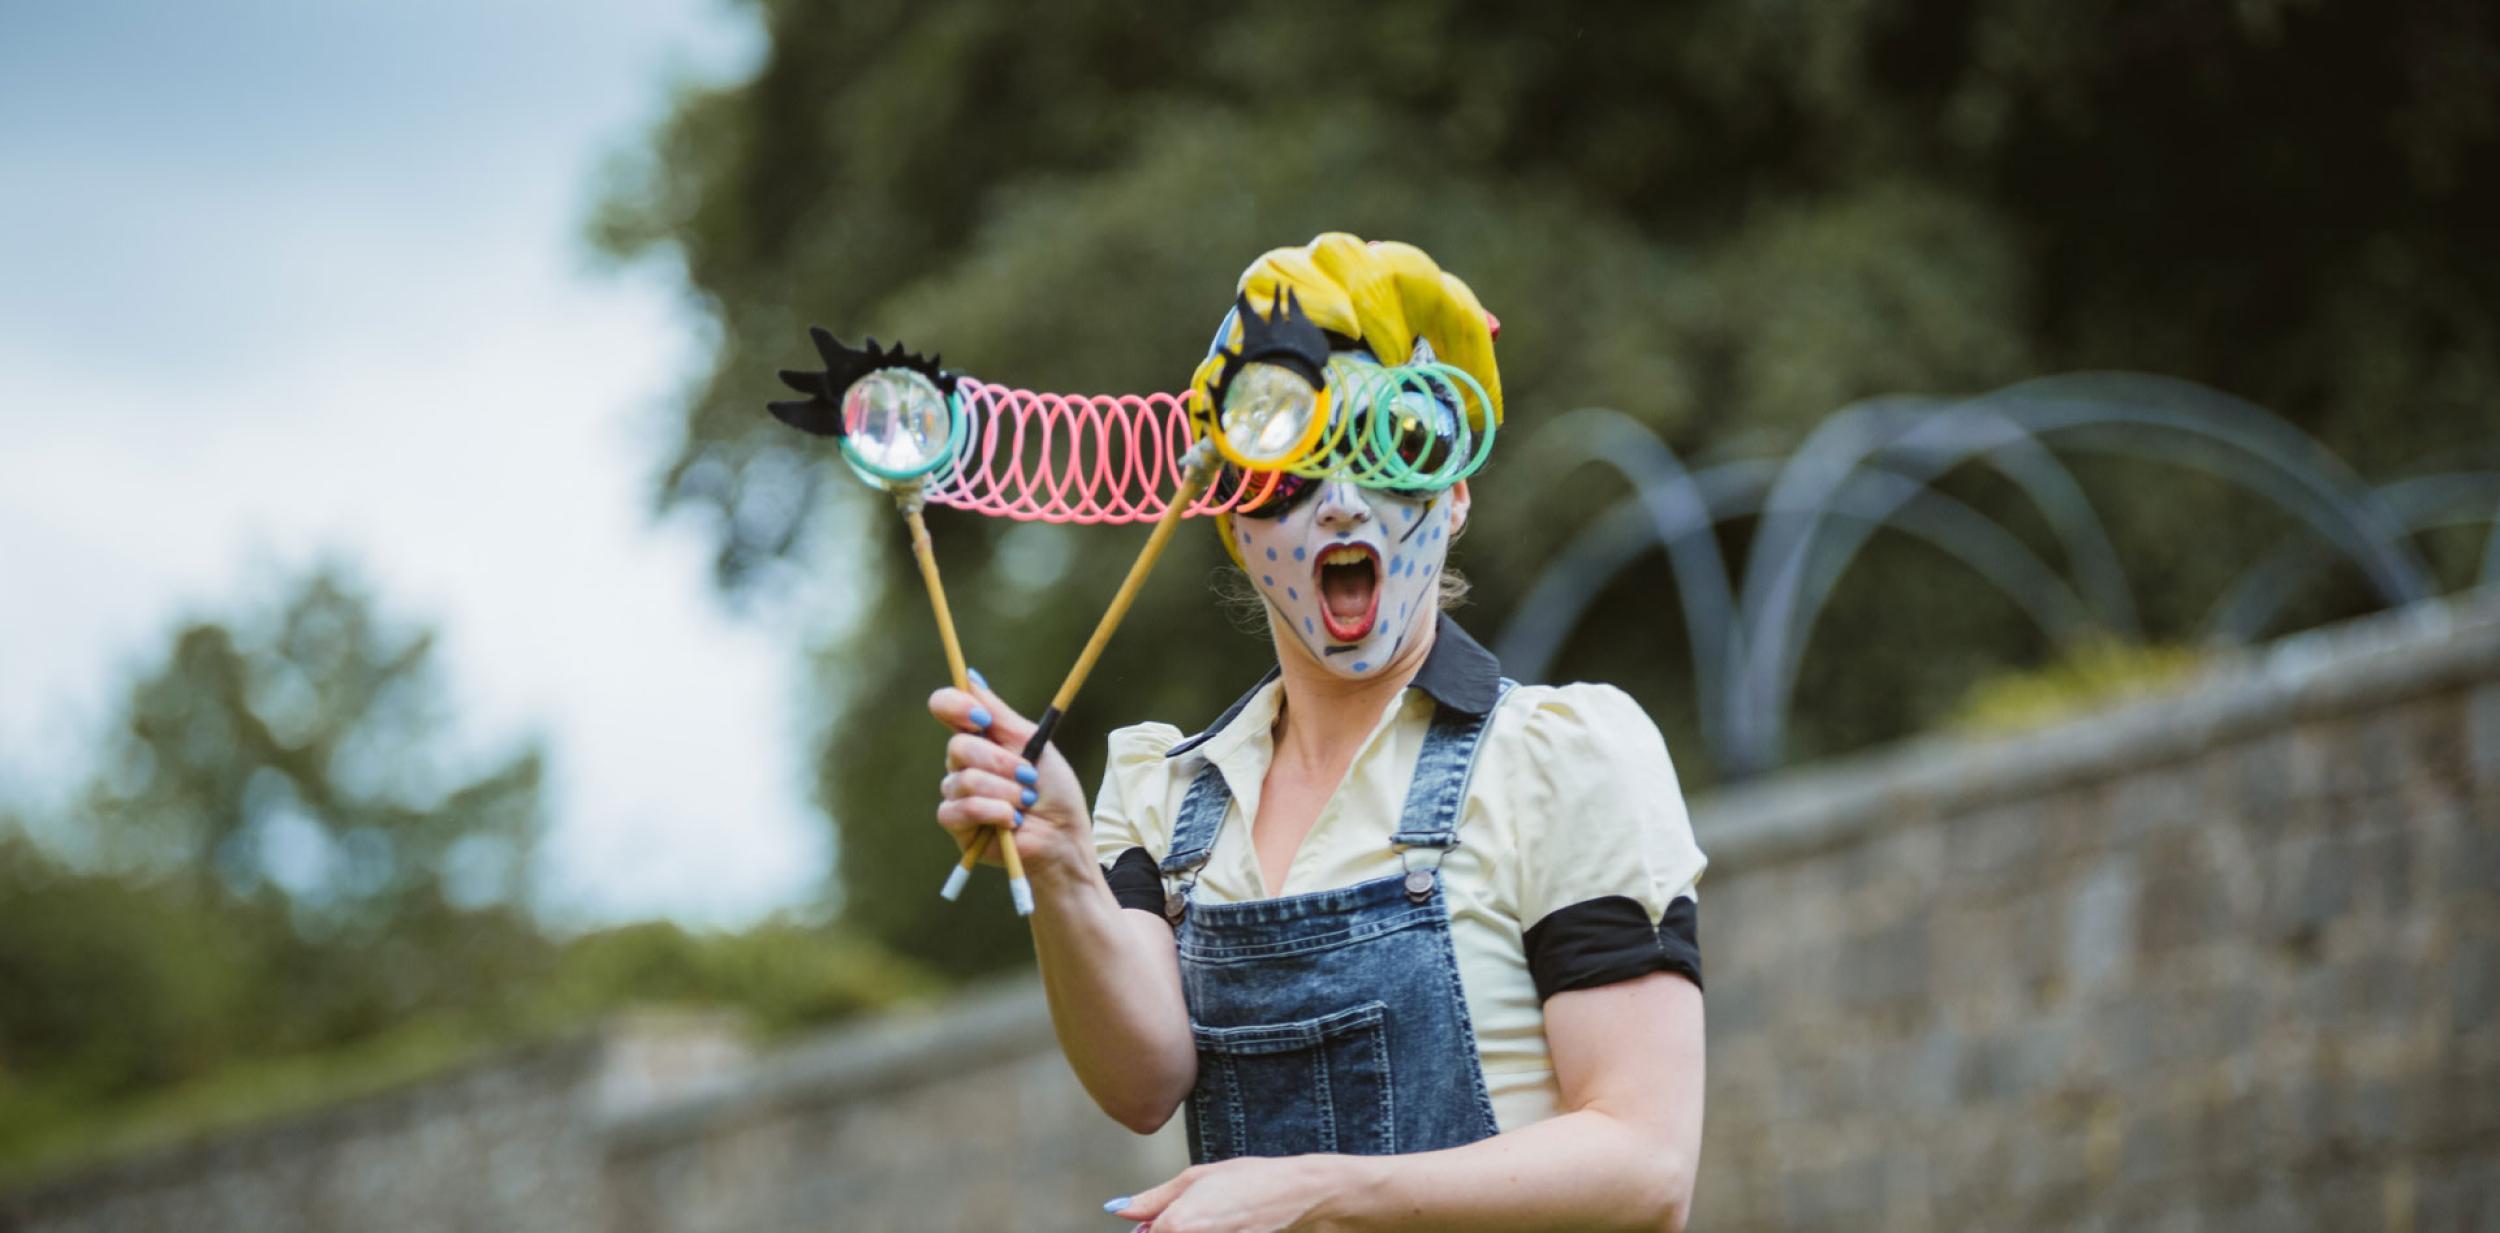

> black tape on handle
[1021,706,1064,766]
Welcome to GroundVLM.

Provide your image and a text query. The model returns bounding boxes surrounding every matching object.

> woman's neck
[1266,611,1438,772]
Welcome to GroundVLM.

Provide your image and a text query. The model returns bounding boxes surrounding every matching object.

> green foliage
[594,0,2500,974]
[539,918,940,1037]
[0,565,936,1182]
[0,898,938,1183]
[1946,637,2209,736]
[79,563,542,927]
[0,837,254,1094]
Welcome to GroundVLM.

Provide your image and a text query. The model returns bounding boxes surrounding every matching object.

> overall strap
[1160,759,1233,876]
[1388,678,1517,851]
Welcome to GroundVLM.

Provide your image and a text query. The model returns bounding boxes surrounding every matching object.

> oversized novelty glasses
[1226,356,1492,517]
[1199,295,1496,499]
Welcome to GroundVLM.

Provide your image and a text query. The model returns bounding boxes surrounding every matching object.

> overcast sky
[0,1,836,926]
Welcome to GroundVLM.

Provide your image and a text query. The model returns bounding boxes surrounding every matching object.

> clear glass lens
[1389,386,1457,473]
[1220,362,1320,464]
[841,368,950,475]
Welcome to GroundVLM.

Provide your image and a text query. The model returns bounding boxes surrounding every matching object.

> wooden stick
[904,497,1030,915]
[905,502,971,690]
[1018,446,1217,766]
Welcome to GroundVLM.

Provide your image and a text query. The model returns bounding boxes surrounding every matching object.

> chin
[1288,603,1431,680]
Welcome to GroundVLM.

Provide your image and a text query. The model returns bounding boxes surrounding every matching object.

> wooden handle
[904,505,971,694]
[907,500,1022,909]
[1043,455,1215,718]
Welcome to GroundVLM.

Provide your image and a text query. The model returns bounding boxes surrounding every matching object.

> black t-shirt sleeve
[1102,845,1166,914]
[1522,894,1702,1001]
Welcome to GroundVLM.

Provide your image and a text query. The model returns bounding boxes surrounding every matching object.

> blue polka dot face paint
[1235,476,1461,681]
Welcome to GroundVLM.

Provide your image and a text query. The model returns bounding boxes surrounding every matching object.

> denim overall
[1158,681,1516,1162]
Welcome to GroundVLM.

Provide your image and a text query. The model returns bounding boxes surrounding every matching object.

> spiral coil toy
[903,365,1491,523]
[920,380,1269,523]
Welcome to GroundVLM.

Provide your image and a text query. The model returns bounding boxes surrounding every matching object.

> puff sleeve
[1512,684,1708,1000]
[1092,721,1184,915]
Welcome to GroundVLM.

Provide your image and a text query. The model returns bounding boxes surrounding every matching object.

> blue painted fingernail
[969,706,993,730]
[968,667,988,691]
[1103,1197,1131,1213]
[1014,763,1037,786]
[1012,810,1025,829]
[1020,787,1038,808]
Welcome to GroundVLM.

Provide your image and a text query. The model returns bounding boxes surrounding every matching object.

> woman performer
[929,233,1707,1233]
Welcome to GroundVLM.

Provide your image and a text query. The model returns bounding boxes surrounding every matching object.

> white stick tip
[939,865,972,902]
[1010,877,1036,917]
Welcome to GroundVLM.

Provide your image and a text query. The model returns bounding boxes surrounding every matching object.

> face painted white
[1234,476,1459,680]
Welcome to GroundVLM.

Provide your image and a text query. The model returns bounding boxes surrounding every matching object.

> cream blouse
[1089,616,1706,1132]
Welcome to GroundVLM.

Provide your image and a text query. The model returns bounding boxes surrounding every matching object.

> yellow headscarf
[1188,233,1503,565]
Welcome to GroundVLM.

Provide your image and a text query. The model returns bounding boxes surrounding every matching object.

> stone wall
[600,978,1185,1233]
[2,1013,750,1233]
[1695,596,2500,1231]
[7,593,2495,1231]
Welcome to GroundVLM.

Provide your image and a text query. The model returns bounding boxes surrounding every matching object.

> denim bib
[1158,681,1515,1162]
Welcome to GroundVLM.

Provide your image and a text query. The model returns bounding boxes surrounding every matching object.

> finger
[945,733,1026,779]
[927,686,1000,736]
[932,806,988,852]
[955,667,1046,753]
[1110,1167,1198,1221]
[935,769,1001,803]
[948,766,1029,809]
[937,796,1020,834]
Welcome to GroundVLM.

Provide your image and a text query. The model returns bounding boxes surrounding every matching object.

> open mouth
[1314,543,1381,643]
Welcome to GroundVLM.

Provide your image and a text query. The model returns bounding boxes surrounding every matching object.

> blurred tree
[82,563,542,932]
[594,0,2500,974]
[1,563,939,1175]
[3,562,555,1094]
[540,918,940,1037]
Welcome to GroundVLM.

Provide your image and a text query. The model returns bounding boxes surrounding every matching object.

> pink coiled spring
[923,378,1269,523]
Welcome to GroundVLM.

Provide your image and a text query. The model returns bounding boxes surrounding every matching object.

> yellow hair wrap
[1189,233,1503,566]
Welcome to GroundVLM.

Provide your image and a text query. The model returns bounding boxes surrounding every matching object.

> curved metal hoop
[1495,373,2483,781]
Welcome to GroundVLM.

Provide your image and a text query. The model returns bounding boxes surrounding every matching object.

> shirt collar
[1164,613,1503,759]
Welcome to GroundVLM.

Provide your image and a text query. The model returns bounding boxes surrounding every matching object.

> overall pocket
[1188,1000,1397,1161]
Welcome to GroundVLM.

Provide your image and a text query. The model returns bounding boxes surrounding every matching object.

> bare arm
[1114,971,1705,1233]
[930,682,1196,1132]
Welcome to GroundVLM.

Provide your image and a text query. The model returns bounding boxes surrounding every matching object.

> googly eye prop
[1203,289,1334,470]
[770,329,1035,914]
[770,329,969,488]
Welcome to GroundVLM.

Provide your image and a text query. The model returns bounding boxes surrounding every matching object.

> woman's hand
[927,671,1094,886]
[1109,1156,1354,1233]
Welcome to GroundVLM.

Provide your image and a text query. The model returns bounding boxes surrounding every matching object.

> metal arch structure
[2205,472,2500,644]
[1502,410,1747,763]
[1494,457,2104,772]
[2484,494,2500,589]
[1730,375,2437,775]
[1510,398,2153,769]
[1497,372,2492,782]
